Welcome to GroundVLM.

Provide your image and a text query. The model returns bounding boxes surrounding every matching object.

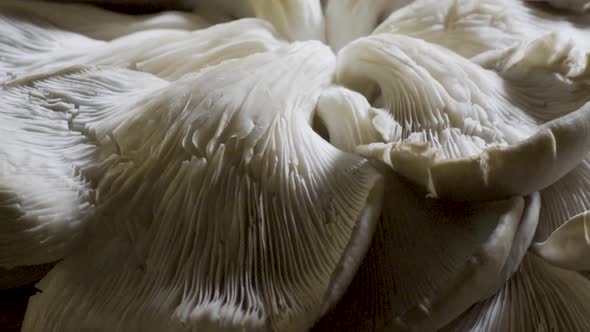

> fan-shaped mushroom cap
[0,68,167,269]
[373,0,590,93]
[443,253,590,331]
[0,11,285,83]
[536,156,590,241]
[375,0,590,60]
[0,0,209,40]
[190,0,325,42]
[472,32,590,81]
[0,11,103,83]
[337,34,590,200]
[313,171,541,331]
[10,41,383,331]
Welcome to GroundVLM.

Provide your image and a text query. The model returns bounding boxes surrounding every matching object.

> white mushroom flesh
[337,33,590,200]
[1,0,590,331]
[10,42,383,331]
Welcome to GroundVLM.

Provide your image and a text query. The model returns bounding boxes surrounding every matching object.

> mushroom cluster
[1,0,590,331]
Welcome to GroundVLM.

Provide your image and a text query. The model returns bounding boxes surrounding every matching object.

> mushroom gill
[2,0,590,331]
[337,33,590,201]
[7,42,383,331]
[0,9,285,83]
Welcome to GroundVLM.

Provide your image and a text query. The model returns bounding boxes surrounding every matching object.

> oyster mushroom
[337,33,590,201]
[0,264,55,290]
[443,254,590,331]
[4,42,384,331]
[314,87,541,330]
[0,68,167,269]
[372,0,590,93]
[471,32,590,80]
[0,10,285,82]
[375,0,590,60]
[3,0,590,331]
[312,80,590,332]
[314,169,541,331]
[330,30,590,263]
[0,10,102,83]
[536,156,590,242]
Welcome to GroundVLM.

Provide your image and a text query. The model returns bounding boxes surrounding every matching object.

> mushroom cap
[375,0,590,59]
[3,0,590,330]
[337,33,590,200]
[0,10,285,83]
[472,32,590,81]
[9,41,384,331]
[313,171,541,331]
[443,253,590,331]
[0,67,166,269]
[537,156,590,241]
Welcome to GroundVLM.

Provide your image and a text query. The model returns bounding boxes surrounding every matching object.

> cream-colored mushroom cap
[2,42,384,331]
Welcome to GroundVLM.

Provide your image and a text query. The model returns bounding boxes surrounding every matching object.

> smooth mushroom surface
[2,0,590,331]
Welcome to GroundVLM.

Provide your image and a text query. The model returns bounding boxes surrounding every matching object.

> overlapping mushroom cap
[338,33,590,201]
[1,27,384,331]
[2,0,590,331]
